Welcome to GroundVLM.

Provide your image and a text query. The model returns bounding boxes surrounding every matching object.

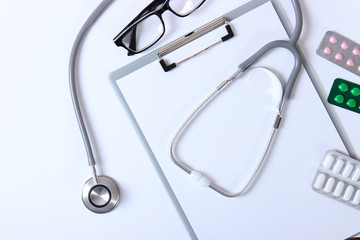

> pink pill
[341,42,349,50]
[335,53,343,60]
[347,59,355,66]
[330,36,337,44]
[353,48,360,56]
[323,47,332,55]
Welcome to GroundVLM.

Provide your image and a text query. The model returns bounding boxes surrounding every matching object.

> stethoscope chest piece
[82,176,120,214]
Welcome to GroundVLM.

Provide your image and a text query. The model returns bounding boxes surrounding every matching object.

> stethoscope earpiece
[82,176,120,214]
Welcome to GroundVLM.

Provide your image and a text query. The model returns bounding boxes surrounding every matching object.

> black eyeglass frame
[113,0,206,55]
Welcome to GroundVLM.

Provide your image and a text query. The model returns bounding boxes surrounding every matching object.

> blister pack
[317,31,360,77]
[312,150,360,210]
[328,78,360,114]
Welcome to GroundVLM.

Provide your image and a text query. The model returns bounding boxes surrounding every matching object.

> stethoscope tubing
[69,0,113,167]
[169,0,303,197]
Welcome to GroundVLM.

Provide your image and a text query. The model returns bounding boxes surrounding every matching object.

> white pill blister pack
[312,150,360,209]
[317,31,360,77]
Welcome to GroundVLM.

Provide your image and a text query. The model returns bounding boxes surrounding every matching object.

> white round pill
[333,159,344,174]
[323,177,335,193]
[352,190,360,205]
[342,163,354,178]
[322,154,335,170]
[333,181,345,197]
[313,173,326,189]
[343,185,355,201]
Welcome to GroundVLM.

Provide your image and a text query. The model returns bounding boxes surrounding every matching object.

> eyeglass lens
[122,14,165,52]
[169,0,204,16]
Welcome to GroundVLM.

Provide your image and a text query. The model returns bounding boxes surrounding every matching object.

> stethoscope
[69,0,302,213]
[69,0,119,214]
[169,0,303,197]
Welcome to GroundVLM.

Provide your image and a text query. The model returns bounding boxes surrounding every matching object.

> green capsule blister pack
[328,78,360,114]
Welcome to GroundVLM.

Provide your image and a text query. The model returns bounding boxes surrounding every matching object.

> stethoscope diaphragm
[82,176,120,214]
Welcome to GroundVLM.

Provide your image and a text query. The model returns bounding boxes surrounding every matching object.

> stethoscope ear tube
[238,40,302,101]
[69,0,120,213]
[169,67,284,197]
[238,0,303,100]
[169,0,303,197]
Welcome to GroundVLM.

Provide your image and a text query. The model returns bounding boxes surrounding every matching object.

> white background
[0,0,359,239]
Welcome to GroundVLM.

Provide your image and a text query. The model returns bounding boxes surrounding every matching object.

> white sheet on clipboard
[116,2,289,193]
[112,1,358,239]
[111,0,360,239]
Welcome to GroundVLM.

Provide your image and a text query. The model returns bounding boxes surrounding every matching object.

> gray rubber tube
[238,0,302,100]
[270,0,358,159]
[69,0,113,166]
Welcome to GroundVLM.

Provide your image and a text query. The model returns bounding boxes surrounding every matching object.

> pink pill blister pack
[317,31,360,77]
[312,150,360,210]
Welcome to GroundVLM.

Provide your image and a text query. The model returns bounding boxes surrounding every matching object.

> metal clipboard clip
[157,18,234,72]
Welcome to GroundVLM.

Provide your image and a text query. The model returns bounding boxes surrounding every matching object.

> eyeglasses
[113,0,206,55]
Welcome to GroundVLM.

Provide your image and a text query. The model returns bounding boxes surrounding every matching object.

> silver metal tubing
[169,0,303,198]
[210,126,279,197]
[169,70,249,195]
[91,165,99,184]
[169,69,242,174]
[169,68,283,197]
[169,70,241,173]
[170,88,222,174]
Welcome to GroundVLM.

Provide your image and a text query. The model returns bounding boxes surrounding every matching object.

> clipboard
[108,0,355,238]
[109,0,290,192]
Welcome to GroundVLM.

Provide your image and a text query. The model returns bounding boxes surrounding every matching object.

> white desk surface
[0,0,359,239]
